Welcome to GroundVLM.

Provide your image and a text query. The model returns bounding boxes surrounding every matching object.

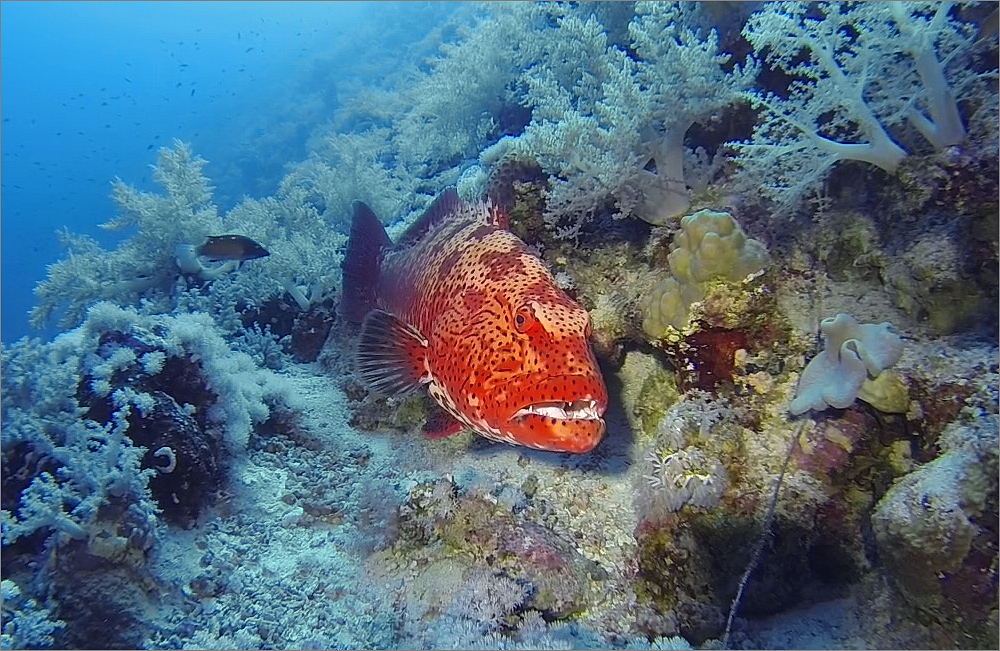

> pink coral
[793,408,875,477]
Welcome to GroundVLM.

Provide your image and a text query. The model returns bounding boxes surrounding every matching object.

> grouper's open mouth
[512,399,603,421]
[500,375,609,452]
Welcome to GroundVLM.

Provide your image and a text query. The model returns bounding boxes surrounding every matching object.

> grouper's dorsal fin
[486,156,545,214]
[397,188,463,246]
[341,201,392,324]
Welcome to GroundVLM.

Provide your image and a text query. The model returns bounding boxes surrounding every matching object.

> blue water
[0,1,452,343]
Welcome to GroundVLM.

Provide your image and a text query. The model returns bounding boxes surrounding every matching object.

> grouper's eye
[514,303,538,333]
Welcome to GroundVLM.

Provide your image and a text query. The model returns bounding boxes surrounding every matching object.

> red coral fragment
[668,327,748,391]
[792,408,874,477]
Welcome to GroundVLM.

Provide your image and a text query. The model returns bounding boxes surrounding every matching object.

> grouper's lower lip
[504,411,606,452]
[511,399,603,421]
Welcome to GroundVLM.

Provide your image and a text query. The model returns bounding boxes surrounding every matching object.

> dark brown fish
[196,235,269,262]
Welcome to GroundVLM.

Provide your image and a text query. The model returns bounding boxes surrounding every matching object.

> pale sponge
[789,313,904,415]
[641,209,769,337]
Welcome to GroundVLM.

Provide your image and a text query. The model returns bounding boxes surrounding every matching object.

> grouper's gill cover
[341,189,608,453]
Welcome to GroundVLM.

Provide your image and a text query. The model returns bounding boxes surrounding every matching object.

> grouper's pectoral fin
[422,408,467,439]
[356,309,429,396]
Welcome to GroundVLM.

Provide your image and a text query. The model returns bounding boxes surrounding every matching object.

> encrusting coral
[641,209,769,338]
[871,415,999,642]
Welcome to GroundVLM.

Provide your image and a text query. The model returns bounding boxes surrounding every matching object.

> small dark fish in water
[196,235,269,262]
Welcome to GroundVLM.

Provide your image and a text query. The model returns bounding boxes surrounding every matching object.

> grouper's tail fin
[341,201,392,323]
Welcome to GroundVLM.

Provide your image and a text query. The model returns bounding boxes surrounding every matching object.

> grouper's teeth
[515,399,601,421]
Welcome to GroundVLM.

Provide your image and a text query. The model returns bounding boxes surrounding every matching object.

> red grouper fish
[340,188,608,453]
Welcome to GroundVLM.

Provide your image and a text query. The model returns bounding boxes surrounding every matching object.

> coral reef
[735,1,995,211]
[32,142,346,342]
[2,304,289,537]
[5,2,997,649]
[1,303,294,648]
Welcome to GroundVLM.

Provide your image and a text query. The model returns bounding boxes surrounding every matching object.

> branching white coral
[734,1,992,211]
[2,302,290,552]
[482,1,756,232]
[32,141,349,335]
[31,141,223,330]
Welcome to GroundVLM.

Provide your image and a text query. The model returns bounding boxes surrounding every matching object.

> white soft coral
[734,1,990,212]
